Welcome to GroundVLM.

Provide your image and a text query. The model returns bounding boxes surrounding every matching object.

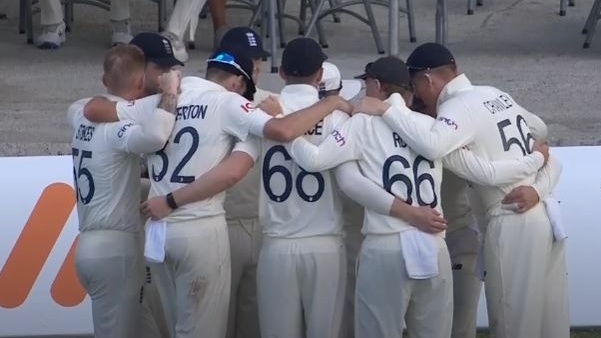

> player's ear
[278,67,287,82]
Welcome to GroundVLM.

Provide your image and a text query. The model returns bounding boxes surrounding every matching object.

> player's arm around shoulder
[68,97,92,129]
[141,138,259,220]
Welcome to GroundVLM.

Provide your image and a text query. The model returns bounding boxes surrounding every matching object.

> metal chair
[582,0,601,48]
[466,0,575,16]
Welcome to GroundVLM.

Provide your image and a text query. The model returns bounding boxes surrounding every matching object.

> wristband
[165,192,178,210]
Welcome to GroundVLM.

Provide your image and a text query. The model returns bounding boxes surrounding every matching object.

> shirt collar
[437,73,473,107]
[182,76,226,91]
[280,84,320,112]
[384,93,408,108]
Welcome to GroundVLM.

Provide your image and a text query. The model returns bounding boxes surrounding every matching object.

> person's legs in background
[110,0,132,45]
[208,0,228,50]
[38,0,66,49]
[164,0,207,62]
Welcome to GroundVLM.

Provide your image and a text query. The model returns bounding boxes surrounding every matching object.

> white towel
[144,220,167,263]
[400,230,439,279]
[544,196,567,242]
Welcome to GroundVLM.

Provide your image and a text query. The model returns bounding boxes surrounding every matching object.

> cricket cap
[406,42,456,76]
[281,38,328,77]
[130,32,184,68]
[207,48,257,101]
[219,26,271,59]
[319,62,362,100]
[355,56,411,88]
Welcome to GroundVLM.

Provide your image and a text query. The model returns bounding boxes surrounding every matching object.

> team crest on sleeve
[437,116,458,130]
[240,102,255,113]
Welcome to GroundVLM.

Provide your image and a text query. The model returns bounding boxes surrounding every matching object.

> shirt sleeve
[68,98,91,129]
[106,108,175,154]
[232,136,261,163]
[531,155,562,199]
[286,115,362,172]
[380,99,477,160]
[442,148,545,186]
[115,94,162,123]
[334,161,394,215]
[220,93,273,141]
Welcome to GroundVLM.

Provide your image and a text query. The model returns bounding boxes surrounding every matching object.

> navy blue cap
[406,42,455,76]
[281,38,327,77]
[354,56,411,88]
[219,27,271,59]
[207,48,257,101]
[130,32,184,68]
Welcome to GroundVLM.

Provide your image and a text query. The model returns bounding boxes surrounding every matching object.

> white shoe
[37,21,66,49]
[161,31,188,63]
[111,19,133,45]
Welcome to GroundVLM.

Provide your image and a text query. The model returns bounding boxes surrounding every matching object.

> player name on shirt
[75,124,95,142]
[305,120,323,136]
[393,132,407,148]
[175,104,207,121]
[483,94,515,114]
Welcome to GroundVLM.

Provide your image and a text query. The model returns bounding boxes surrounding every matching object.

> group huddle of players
[68,25,570,338]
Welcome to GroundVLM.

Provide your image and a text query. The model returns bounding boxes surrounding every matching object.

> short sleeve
[232,136,261,162]
[68,98,91,129]
[220,93,272,141]
[116,94,162,123]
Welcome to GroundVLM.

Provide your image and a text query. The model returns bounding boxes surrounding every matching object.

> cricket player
[353,43,569,338]
[414,91,557,338]
[283,55,552,338]
[317,61,364,338]
[81,46,354,338]
[37,0,131,48]
[218,26,275,338]
[68,44,179,338]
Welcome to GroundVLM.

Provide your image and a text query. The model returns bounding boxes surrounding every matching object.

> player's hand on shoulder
[531,140,549,165]
[158,69,182,95]
[407,206,447,234]
[502,185,540,213]
[140,195,173,220]
[352,96,390,117]
[257,95,282,117]
[324,95,353,115]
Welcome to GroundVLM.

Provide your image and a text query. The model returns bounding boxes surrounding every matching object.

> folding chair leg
[276,0,286,47]
[467,0,476,14]
[406,0,416,42]
[582,0,598,33]
[26,0,34,44]
[583,0,601,48]
[477,0,483,5]
[363,0,384,54]
[19,0,26,34]
[328,0,341,23]
[199,3,208,18]
[569,0,575,7]
[307,0,329,48]
[299,0,307,34]
[268,0,278,72]
[560,0,567,15]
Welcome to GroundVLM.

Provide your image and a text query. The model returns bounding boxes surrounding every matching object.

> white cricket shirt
[223,88,277,220]
[380,74,548,217]
[260,84,348,238]
[69,95,175,233]
[115,76,271,222]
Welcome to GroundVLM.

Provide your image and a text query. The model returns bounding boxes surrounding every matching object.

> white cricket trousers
[340,224,364,338]
[40,0,130,25]
[150,215,231,338]
[445,226,483,338]
[257,235,347,338]
[355,233,453,338]
[166,0,207,38]
[483,203,570,338]
[75,230,145,338]
[227,217,262,338]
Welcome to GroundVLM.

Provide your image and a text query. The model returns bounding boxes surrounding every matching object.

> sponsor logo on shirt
[240,102,255,113]
[332,129,346,146]
[117,123,133,138]
[437,116,458,130]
